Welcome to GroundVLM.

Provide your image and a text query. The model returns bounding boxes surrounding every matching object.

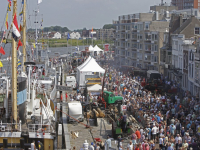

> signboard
[104,44,110,51]
[56,85,72,91]
[85,47,89,52]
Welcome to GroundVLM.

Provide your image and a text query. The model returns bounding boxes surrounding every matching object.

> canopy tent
[77,57,105,87]
[93,45,104,55]
[89,45,94,52]
[87,84,107,91]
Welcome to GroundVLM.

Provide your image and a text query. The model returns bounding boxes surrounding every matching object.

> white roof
[94,45,103,52]
[89,45,94,51]
[77,56,91,70]
[79,57,105,73]
[87,84,107,91]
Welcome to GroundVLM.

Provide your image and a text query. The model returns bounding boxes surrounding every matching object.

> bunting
[2,38,8,44]
[17,39,23,50]
[19,10,23,16]
[5,13,8,30]
[0,61,3,68]
[0,47,5,55]
[7,3,11,11]
[7,0,12,6]
[19,24,22,32]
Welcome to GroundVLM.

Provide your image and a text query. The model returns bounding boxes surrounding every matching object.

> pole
[35,10,38,59]
[71,39,72,54]
[12,0,18,129]
[22,0,26,72]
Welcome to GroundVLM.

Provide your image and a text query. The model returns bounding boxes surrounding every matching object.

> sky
[0,0,171,31]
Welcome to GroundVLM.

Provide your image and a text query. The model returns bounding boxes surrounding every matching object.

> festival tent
[87,84,107,91]
[89,45,94,52]
[77,57,105,87]
[93,45,104,55]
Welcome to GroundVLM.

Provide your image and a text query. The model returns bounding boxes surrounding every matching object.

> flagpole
[22,0,26,72]
[12,0,18,129]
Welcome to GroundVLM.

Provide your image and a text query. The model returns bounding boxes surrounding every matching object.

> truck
[103,91,123,105]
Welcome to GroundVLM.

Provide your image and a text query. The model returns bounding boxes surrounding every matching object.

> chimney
[179,14,183,27]
[161,0,164,6]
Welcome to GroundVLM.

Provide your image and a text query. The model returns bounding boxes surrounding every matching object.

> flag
[17,39,23,50]
[19,10,23,16]
[22,0,24,4]
[7,3,11,11]
[0,61,3,68]
[7,0,11,6]
[5,13,8,30]
[2,38,8,44]
[18,59,21,68]
[0,47,5,55]
[67,33,70,41]
[19,24,22,32]
[91,27,93,32]
[12,13,21,41]
[38,0,42,4]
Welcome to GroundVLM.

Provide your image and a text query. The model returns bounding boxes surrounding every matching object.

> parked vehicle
[66,76,76,89]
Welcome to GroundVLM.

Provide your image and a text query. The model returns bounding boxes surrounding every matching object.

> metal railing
[0,122,22,132]
[28,124,52,133]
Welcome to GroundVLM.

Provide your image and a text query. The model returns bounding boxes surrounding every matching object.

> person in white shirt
[127,141,133,150]
[175,134,182,149]
[159,136,163,149]
[31,140,36,150]
[83,140,89,150]
[89,142,94,150]
[152,125,157,142]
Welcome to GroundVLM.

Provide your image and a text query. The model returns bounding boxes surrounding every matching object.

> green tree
[103,24,115,29]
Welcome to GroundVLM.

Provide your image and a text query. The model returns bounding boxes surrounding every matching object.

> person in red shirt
[135,128,141,143]
[134,144,139,150]
[65,93,68,100]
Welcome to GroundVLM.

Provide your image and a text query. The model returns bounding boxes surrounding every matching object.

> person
[100,141,104,150]
[159,135,163,149]
[83,140,89,150]
[152,125,157,142]
[182,140,188,150]
[127,140,133,150]
[89,142,94,150]
[175,134,182,150]
[131,132,137,146]
[105,136,111,149]
[135,128,141,143]
[117,135,123,149]
[31,140,36,150]
[122,112,127,131]
[38,141,43,150]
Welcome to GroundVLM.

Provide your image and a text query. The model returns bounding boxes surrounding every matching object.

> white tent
[89,45,94,52]
[87,84,107,91]
[77,57,105,87]
[93,45,104,55]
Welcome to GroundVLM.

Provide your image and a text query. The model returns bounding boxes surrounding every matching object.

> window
[145,24,149,30]
[195,27,200,34]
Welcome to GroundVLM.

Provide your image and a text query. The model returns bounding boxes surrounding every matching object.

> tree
[103,24,115,29]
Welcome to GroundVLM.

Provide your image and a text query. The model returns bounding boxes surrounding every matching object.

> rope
[55,107,92,128]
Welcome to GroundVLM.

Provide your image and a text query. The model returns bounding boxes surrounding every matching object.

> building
[96,29,115,40]
[112,4,176,72]
[70,32,81,39]
[82,29,97,39]
[53,32,61,39]
[171,0,200,10]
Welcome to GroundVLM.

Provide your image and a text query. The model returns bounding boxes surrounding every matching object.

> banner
[104,44,109,51]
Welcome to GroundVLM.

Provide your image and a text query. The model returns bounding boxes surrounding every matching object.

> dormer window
[195,27,200,34]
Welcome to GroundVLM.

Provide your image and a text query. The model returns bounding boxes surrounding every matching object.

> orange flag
[19,25,22,32]
[91,27,93,32]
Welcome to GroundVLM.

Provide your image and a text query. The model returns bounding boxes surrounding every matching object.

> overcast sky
[0,0,171,31]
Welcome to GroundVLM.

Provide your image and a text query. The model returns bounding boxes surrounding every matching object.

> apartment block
[112,5,174,72]
[96,29,115,40]
[171,0,200,10]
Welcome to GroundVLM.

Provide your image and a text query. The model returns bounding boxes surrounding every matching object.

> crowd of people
[79,65,200,150]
